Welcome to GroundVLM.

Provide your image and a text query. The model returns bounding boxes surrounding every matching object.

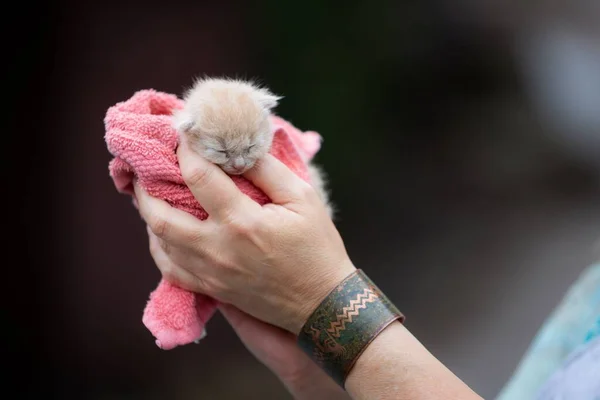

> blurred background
[10,0,600,398]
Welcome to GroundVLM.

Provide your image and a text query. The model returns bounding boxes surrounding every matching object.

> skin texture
[218,304,350,399]
[135,139,354,334]
[148,229,349,399]
[345,321,483,399]
[133,140,483,399]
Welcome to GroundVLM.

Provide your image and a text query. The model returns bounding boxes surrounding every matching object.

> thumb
[243,154,315,206]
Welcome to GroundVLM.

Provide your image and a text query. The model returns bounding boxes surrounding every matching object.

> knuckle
[160,264,177,283]
[211,252,239,276]
[183,229,204,247]
[159,239,171,255]
[184,165,214,189]
[226,216,254,237]
[231,221,251,237]
[149,213,170,238]
[298,182,317,201]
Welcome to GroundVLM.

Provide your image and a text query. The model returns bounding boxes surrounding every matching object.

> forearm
[279,365,351,400]
[345,321,482,400]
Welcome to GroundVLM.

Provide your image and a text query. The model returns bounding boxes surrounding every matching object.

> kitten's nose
[232,157,245,171]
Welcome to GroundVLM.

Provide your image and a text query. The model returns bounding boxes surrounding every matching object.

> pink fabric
[104,89,322,350]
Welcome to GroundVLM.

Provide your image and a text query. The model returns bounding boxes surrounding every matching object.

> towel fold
[104,89,322,350]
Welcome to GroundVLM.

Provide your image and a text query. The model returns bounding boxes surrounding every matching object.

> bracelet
[297,269,405,388]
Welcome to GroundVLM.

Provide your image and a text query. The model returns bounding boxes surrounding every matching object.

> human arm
[344,321,482,399]
[219,304,351,399]
[133,140,482,399]
[146,226,349,399]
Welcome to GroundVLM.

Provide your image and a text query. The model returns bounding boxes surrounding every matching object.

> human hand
[145,226,349,398]
[219,303,350,399]
[133,139,356,334]
[131,134,485,400]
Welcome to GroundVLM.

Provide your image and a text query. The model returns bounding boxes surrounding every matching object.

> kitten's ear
[172,110,194,133]
[256,90,282,111]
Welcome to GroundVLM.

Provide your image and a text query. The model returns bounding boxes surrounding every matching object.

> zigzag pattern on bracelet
[297,270,405,387]
[327,287,379,338]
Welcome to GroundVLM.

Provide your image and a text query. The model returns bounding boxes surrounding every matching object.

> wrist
[290,260,357,335]
[344,321,405,393]
[280,363,350,400]
[344,322,484,399]
[296,269,405,388]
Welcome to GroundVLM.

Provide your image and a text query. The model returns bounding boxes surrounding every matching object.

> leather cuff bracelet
[297,269,405,388]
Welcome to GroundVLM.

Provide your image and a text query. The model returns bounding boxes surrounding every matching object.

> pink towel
[104,89,322,350]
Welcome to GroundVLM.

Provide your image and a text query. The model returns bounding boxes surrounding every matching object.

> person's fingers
[177,139,259,221]
[152,229,212,275]
[218,303,254,328]
[147,227,211,293]
[218,303,308,381]
[134,182,212,245]
[243,153,317,206]
[219,303,295,344]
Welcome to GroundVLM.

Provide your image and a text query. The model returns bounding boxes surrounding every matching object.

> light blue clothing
[584,314,600,344]
[535,336,600,399]
[496,263,600,400]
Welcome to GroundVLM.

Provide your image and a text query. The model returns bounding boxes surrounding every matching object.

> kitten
[172,77,334,218]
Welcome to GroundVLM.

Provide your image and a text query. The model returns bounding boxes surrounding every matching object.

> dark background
[10,0,600,398]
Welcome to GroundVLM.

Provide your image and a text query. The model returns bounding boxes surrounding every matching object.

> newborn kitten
[172,77,334,218]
